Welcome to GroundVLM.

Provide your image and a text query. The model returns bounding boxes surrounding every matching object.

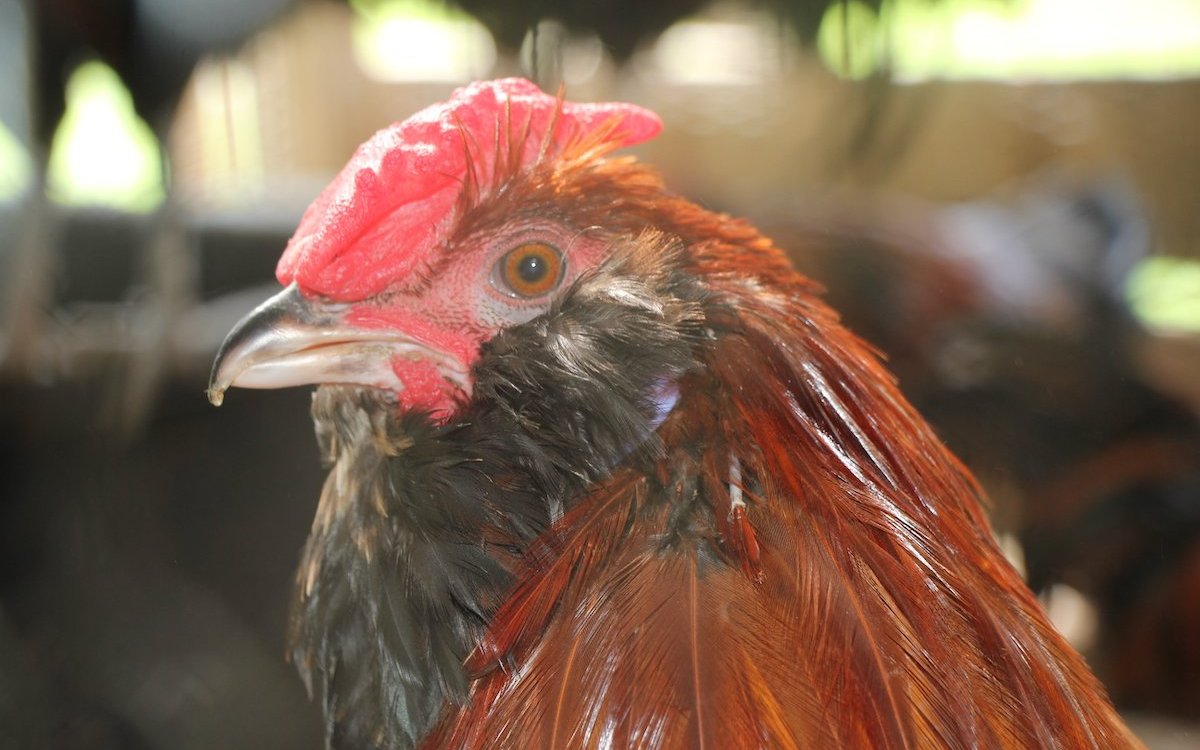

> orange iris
[500,242,563,298]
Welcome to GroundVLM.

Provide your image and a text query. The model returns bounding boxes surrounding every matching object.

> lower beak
[207,284,466,406]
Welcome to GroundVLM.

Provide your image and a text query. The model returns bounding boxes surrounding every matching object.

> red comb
[275,78,662,300]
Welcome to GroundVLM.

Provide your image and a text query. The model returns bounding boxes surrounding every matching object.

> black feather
[288,233,708,748]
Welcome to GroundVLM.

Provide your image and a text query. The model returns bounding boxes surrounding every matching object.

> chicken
[208,79,1142,749]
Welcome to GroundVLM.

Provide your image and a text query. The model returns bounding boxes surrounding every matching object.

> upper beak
[207,284,467,406]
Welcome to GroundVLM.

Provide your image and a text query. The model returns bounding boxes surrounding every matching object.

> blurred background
[1,0,1198,747]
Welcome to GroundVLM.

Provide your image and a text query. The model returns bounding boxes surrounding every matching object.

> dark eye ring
[493,242,564,298]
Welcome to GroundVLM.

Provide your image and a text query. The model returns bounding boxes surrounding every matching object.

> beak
[207,284,467,406]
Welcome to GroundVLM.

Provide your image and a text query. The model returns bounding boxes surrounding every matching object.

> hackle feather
[419,156,1141,748]
[282,86,1141,749]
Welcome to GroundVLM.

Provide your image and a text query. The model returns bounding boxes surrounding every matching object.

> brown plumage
[425,216,1140,750]
[208,80,1142,749]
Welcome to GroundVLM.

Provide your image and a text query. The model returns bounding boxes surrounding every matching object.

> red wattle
[391,358,460,420]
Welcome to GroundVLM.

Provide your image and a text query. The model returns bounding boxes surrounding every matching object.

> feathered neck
[431,226,1139,748]
[289,234,711,748]
[290,172,1136,746]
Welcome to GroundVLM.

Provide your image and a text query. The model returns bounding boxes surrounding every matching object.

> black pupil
[517,253,548,283]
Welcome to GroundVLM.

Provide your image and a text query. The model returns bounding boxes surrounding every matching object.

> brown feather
[223,89,1148,749]
[417,182,1142,747]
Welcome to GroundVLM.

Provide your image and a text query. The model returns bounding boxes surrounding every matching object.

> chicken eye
[494,242,564,298]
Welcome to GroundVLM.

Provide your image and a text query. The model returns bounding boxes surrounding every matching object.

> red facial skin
[332,227,611,417]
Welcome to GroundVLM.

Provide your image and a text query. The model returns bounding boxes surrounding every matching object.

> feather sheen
[418,225,1141,749]
[289,118,1142,749]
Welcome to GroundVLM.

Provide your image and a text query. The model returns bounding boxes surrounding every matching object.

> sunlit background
[1,0,1198,747]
